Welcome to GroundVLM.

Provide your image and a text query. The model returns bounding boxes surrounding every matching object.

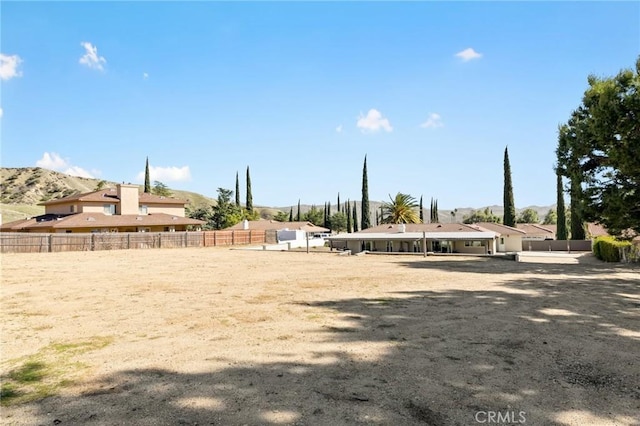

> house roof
[471,222,527,235]
[1,213,204,231]
[227,220,330,233]
[515,223,556,235]
[357,223,482,234]
[39,188,187,206]
[585,222,609,238]
[328,231,497,241]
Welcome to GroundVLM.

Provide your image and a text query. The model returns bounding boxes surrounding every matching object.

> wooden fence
[0,230,278,254]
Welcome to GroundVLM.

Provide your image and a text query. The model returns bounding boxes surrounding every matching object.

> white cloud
[143,72,149,79]
[336,125,343,133]
[136,165,191,183]
[356,109,392,133]
[79,42,106,71]
[0,54,23,80]
[455,47,482,62]
[420,113,444,129]
[35,152,98,178]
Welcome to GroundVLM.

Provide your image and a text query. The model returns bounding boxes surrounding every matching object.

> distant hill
[1,167,555,224]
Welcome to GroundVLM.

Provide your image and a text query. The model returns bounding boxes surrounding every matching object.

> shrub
[593,236,632,262]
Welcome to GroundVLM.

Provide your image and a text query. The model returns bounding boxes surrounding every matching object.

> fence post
[158,233,162,249]
[127,233,131,249]
[249,230,252,244]
[232,231,235,245]
[184,232,187,248]
[91,233,95,251]
[214,231,217,246]
[48,234,53,253]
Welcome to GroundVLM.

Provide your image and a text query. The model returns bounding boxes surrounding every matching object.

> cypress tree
[434,199,439,223]
[430,198,434,223]
[235,171,240,207]
[352,202,359,232]
[361,155,371,230]
[556,172,568,240]
[570,178,585,240]
[503,147,516,227]
[289,207,293,222]
[296,199,301,221]
[144,157,151,193]
[327,201,331,217]
[419,196,424,223]
[346,199,352,232]
[245,166,253,213]
[375,209,379,226]
[337,193,341,213]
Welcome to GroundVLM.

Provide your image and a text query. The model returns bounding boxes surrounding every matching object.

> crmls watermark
[474,410,527,424]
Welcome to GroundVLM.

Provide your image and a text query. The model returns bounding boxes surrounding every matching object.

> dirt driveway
[2,249,639,425]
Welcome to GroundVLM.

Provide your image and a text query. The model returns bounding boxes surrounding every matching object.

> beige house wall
[497,235,522,252]
[79,203,115,214]
[44,203,77,215]
[117,184,139,215]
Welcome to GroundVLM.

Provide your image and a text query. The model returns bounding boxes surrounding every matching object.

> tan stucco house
[471,222,525,252]
[327,223,499,255]
[0,184,205,233]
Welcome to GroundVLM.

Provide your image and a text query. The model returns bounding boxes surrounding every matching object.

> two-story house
[1,184,205,233]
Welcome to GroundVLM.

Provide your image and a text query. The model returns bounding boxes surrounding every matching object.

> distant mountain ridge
[0,167,555,224]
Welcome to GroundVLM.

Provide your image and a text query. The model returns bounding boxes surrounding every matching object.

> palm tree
[381,193,420,224]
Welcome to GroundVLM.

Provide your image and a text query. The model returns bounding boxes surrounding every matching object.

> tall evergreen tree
[327,201,331,217]
[361,155,371,229]
[430,198,434,223]
[337,193,341,213]
[375,209,379,226]
[245,166,253,213]
[570,178,586,240]
[503,147,516,227]
[556,172,568,240]
[434,199,439,223]
[289,207,293,222]
[346,199,352,232]
[419,196,424,223]
[352,201,359,232]
[296,199,301,221]
[144,157,151,193]
[235,171,240,207]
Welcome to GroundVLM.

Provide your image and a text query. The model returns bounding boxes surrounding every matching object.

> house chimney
[399,224,406,233]
[242,219,249,230]
[117,184,139,215]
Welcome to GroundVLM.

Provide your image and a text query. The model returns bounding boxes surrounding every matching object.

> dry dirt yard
[1,248,639,426]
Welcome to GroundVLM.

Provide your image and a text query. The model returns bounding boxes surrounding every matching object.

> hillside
[1,167,555,225]
[0,167,218,223]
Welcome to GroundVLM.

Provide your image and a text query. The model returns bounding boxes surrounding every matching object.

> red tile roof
[39,188,187,206]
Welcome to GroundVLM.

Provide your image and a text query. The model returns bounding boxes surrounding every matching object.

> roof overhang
[327,231,497,241]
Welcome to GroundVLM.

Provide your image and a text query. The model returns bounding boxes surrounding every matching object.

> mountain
[1,167,556,225]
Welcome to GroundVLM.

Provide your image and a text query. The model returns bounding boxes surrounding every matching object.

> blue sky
[2,2,639,209]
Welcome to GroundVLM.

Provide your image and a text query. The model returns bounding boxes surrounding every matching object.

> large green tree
[144,157,151,193]
[152,181,172,197]
[463,208,501,224]
[557,58,640,237]
[516,208,540,224]
[503,147,516,227]
[382,193,420,224]
[543,209,557,226]
[361,155,371,230]
[211,188,242,229]
[303,205,323,226]
[245,166,253,213]
[329,212,347,233]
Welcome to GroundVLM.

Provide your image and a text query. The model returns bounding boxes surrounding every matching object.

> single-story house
[470,222,525,252]
[0,184,205,233]
[516,223,556,240]
[327,223,499,255]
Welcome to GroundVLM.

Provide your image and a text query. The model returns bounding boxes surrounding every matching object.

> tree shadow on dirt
[396,255,640,276]
[7,264,640,425]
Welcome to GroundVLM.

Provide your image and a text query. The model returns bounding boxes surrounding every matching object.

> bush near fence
[0,230,276,254]
[593,236,634,262]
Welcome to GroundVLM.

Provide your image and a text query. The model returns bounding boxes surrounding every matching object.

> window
[70,205,75,213]
[103,204,116,215]
[138,227,150,233]
[500,237,505,244]
[139,205,148,215]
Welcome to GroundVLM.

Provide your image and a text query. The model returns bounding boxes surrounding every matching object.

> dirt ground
[1,248,639,425]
